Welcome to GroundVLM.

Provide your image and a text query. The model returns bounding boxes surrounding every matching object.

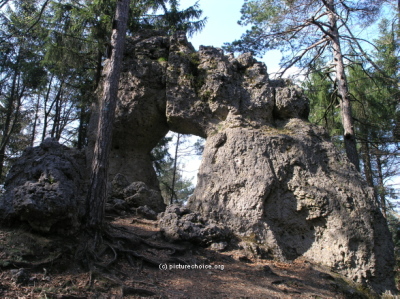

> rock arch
[85,30,394,293]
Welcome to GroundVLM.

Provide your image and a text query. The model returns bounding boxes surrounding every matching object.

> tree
[85,0,130,229]
[305,17,400,215]
[144,0,207,37]
[0,0,48,180]
[225,0,391,170]
[151,134,203,204]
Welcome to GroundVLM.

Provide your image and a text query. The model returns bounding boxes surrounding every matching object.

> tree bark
[41,75,55,142]
[376,155,387,218]
[361,142,374,188]
[30,94,40,147]
[326,0,360,171]
[86,0,130,229]
[170,133,181,204]
[0,55,21,181]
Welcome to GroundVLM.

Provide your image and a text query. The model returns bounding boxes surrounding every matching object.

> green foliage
[136,0,207,37]
[0,0,208,180]
[305,18,400,212]
[151,134,203,204]
[225,0,387,71]
[303,63,342,145]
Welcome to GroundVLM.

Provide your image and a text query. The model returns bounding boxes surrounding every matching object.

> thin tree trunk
[51,89,61,139]
[30,94,40,147]
[0,86,24,181]
[361,141,374,188]
[86,0,130,229]
[376,155,387,218]
[327,0,360,171]
[41,75,55,142]
[0,58,20,181]
[360,140,380,206]
[170,133,180,204]
[77,105,87,149]
[95,49,103,88]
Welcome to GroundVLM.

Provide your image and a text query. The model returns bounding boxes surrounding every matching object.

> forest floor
[0,214,394,299]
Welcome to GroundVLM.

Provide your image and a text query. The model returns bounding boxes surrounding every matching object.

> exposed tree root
[71,220,191,296]
[0,252,63,270]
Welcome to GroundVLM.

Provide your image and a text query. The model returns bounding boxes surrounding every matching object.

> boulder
[0,138,86,234]
[187,120,395,293]
[159,204,230,245]
[110,173,164,212]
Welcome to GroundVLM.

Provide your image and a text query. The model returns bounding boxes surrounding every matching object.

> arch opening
[151,131,205,205]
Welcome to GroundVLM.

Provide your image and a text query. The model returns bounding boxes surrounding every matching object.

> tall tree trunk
[41,75,55,142]
[86,0,130,229]
[77,105,88,149]
[30,94,40,147]
[376,155,387,218]
[170,133,180,204]
[361,141,374,188]
[360,140,379,206]
[0,58,20,181]
[51,89,61,139]
[326,0,360,171]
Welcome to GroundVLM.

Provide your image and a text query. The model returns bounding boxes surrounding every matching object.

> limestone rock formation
[98,30,394,293]
[87,30,170,212]
[159,204,230,245]
[0,138,86,234]
[110,173,165,212]
[1,29,391,293]
[188,121,394,293]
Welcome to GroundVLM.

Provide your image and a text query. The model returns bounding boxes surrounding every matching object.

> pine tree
[86,0,131,229]
[225,0,393,170]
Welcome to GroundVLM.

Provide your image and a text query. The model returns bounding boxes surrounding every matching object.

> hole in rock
[151,132,204,206]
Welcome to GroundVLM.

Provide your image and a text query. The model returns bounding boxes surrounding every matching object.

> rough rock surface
[0,138,86,234]
[188,121,395,293]
[84,30,397,293]
[109,173,165,212]
[159,204,230,245]
[87,30,169,211]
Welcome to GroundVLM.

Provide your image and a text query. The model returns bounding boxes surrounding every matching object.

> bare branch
[278,37,329,77]
[26,0,50,34]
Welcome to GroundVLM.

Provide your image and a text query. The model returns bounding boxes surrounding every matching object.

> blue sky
[180,0,282,75]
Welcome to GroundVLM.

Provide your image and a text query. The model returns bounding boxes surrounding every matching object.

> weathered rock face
[159,204,230,246]
[87,30,395,293]
[87,30,170,212]
[188,121,394,293]
[109,173,165,212]
[0,138,86,234]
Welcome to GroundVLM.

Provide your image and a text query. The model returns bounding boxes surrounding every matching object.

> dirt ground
[0,215,394,298]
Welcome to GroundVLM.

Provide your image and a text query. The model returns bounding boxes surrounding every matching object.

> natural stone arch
[85,30,394,292]
[0,30,395,293]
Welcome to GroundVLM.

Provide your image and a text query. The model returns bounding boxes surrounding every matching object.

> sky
[179,0,282,74]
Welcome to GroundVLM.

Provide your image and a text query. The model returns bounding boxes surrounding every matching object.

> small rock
[238,256,252,263]
[318,272,334,280]
[14,268,30,285]
[262,265,278,276]
[159,205,230,245]
[210,242,228,251]
[136,205,158,220]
